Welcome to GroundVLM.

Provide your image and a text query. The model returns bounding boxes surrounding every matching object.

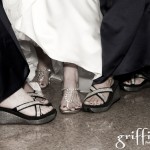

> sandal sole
[0,109,57,125]
[120,80,150,92]
[59,107,81,114]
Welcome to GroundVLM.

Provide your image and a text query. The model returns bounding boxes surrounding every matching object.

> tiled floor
[0,79,150,150]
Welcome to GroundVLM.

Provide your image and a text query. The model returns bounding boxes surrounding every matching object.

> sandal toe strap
[13,100,49,117]
[85,86,113,101]
[15,101,42,111]
[135,74,146,79]
[129,74,147,85]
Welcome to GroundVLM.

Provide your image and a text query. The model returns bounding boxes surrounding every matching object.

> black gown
[94,0,150,83]
[0,2,29,101]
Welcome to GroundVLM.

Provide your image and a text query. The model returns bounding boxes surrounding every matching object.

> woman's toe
[90,98,95,105]
[61,105,68,111]
[41,106,53,114]
[41,84,46,88]
[70,107,75,111]
[84,99,90,105]
[39,99,49,104]
[96,99,101,105]
[75,104,81,109]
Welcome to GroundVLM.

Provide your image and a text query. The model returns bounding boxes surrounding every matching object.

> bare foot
[124,74,145,85]
[0,88,53,117]
[60,63,82,112]
[84,77,114,106]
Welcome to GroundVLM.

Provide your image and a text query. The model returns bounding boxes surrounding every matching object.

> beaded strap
[62,88,79,108]
[62,88,79,91]
[36,69,51,73]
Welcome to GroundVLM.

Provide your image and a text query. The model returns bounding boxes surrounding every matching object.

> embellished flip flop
[60,88,81,114]
[120,74,150,92]
[82,81,120,113]
[0,100,57,125]
[36,69,51,89]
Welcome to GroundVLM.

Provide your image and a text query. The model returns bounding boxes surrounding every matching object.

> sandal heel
[0,110,25,124]
[112,84,121,103]
[0,109,57,125]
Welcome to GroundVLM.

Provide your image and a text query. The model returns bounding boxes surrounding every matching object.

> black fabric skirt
[94,0,150,83]
[0,4,29,101]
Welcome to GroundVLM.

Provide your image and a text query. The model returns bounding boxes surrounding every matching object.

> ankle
[0,88,31,109]
[23,82,34,93]
[63,77,78,86]
[94,77,114,89]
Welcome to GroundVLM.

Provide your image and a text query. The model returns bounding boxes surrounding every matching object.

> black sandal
[120,74,150,92]
[0,100,57,125]
[82,80,120,113]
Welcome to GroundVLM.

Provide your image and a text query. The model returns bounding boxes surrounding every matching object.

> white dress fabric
[3,0,38,81]
[3,0,102,75]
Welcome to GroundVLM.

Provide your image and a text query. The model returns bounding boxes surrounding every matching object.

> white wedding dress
[3,0,102,75]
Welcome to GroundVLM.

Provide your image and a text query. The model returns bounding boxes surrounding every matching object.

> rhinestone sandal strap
[36,69,51,73]
[62,88,79,109]
[62,88,79,91]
